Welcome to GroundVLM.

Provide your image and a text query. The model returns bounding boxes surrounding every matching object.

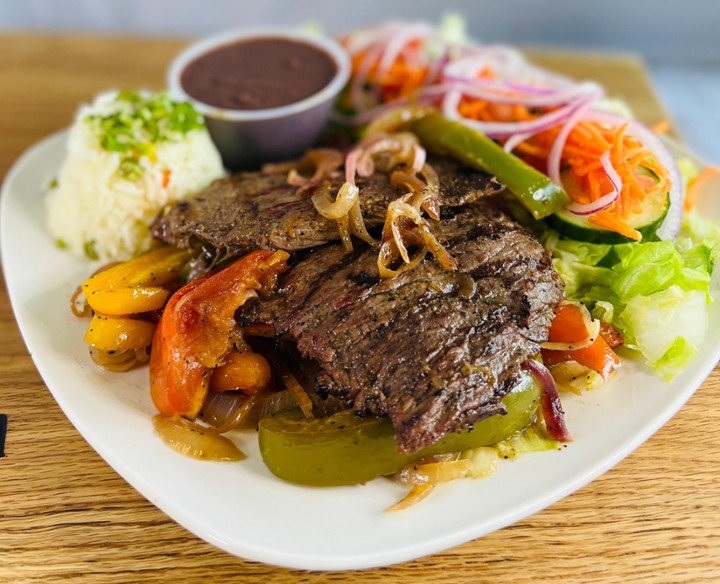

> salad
[66,20,720,509]
[333,19,718,381]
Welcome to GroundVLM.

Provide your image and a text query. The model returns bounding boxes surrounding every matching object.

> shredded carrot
[504,104,669,234]
[512,140,548,159]
[588,211,642,241]
[379,58,428,101]
[578,121,611,149]
[684,166,720,212]
[651,119,672,135]
[350,44,429,103]
[352,41,675,241]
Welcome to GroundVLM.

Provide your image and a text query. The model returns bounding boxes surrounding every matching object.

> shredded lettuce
[617,286,706,380]
[541,215,717,380]
[438,12,468,46]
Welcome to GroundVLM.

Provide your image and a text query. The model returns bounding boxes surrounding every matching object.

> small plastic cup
[168,28,350,170]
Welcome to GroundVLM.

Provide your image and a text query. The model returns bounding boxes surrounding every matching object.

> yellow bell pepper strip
[84,286,171,316]
[84,313,156,352]
[413,113,570,219]
[258,372,540,487]
[150,250,289,419]
[81,247,190,315]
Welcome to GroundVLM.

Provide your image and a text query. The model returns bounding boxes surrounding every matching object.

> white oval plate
[2,131,719,571]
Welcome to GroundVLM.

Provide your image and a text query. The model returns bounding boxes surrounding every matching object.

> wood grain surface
[1,34,719,584]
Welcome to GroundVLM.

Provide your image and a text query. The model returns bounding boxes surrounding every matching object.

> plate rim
[2,130,719,571]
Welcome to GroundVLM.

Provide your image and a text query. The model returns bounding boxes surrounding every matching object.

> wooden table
[1,35,718,584]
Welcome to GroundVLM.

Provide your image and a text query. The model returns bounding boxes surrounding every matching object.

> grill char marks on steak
[150,157,501,274]
[237,202,564,453]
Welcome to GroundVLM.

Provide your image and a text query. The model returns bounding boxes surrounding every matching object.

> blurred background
[1,0,719,163]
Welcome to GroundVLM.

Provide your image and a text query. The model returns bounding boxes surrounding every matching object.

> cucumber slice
[546,168,670,244]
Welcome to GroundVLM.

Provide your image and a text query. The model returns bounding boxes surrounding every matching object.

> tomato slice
[542,302,621,381]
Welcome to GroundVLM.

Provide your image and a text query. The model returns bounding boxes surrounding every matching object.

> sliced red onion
[581,110,684,240]
[434,80,602,109]
[343,23,405,55]
[425,46,451,85]
[546,97,595,184]
[344,147,362,185]
[342,28,384,56]
[349,43,384,112]
[501,80,558,95]
[522,359,571,442]
[565,152,621,216]
[445,47,577,91]
[442,89,595,139]
[503,131,534,154]
[456,45,528,76]
[442,74,558,95]
[376,23,434,78]
[341,79,597,129]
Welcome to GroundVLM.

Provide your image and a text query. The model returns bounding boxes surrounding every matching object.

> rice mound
[46,91,225,262]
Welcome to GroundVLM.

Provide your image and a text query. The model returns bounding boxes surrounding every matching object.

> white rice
[46,91,225,262]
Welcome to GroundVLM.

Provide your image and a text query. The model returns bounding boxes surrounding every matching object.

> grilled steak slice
[151,156,501,273]
[237,202,564,453]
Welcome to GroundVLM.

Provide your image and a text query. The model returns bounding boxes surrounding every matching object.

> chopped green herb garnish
[48,178,59,189]
[55,239,67,249]
[85,91,205,180]
[84,240,99,260]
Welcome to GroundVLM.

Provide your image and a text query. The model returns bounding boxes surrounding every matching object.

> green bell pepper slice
[413,113,570,219]
[258,372,540,486]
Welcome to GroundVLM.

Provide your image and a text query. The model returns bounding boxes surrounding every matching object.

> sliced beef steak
[151,157,501,274]
[237,202,564,453]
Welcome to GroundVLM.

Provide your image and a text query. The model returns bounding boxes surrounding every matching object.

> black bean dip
[180,37,338,110]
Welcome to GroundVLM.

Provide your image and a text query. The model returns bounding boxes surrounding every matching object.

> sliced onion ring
[312,182,359,220]
[153,415,246,461]
[442,89,599,140]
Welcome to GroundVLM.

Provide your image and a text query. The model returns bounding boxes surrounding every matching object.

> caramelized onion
[312,182,359,220]
[312,182,374,251]
[89,346,142,372]
[263,148,343,192]
[548,361,604,394]
[378,200,456,278]
[134,345,151,364]
[277,364,314,419]
[198,391,246,428]
[418,165,440,219]
[70,284,92,318]
[386,484,435,512]
[388,446,499,511]
[153,415,245,461]
[208,391,269,434]
[287,148,344,193]
[397,459,475,485]
[71,261,121,319]
[199,389,298,432]
[357,132,423,175]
